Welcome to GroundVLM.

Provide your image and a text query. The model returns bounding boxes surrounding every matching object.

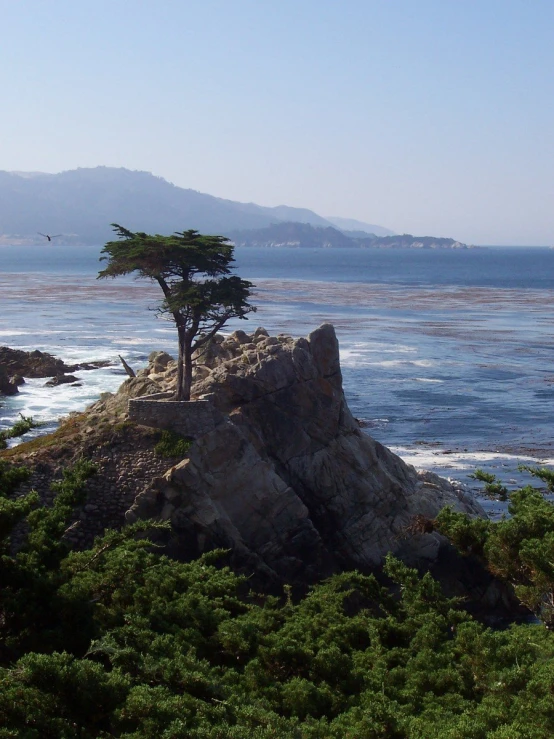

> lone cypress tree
[98,225,255,400]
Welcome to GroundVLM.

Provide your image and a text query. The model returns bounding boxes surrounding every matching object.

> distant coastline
[228,222,477,250]
[0,231,478,250]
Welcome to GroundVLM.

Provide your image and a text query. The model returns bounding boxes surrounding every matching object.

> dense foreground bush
[1,458,554,737]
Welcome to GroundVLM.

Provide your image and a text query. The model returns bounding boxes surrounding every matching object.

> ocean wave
[362,359,437,368]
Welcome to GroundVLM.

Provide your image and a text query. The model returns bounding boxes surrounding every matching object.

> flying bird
[38,233,62,242]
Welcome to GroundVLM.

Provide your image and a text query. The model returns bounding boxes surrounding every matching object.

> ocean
[2,243,554,515]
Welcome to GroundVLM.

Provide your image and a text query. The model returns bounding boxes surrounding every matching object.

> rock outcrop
[44,374,81,387]
[0,365,19,396]
[0,347,110,395]
[123,324,483,585]
[0,347,73,379]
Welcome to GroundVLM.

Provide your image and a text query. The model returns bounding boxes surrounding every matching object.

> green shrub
[2,455,554,736]
[518,464,554,491]
[468,469,509,500]
[0,414,42,449]
[154,430,192,458]
[437,466,554,625]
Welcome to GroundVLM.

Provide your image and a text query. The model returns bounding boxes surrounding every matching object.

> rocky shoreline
[0,346,111,396]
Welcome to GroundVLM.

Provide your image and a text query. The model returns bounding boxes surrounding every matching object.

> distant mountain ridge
[0,167,393,245]
[228,222,471,249]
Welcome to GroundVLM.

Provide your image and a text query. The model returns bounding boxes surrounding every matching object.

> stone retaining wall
[128,394,222,437]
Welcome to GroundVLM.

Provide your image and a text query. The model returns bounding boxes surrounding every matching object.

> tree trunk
[175,326,186,401]
[182,346,193,402]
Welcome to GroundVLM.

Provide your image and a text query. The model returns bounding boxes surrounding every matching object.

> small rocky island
[3,324,505,611]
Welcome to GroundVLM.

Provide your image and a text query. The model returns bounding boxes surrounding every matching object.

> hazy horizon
[2,1,553,246]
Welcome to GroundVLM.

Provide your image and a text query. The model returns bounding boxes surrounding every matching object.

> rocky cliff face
[124,324,482,585]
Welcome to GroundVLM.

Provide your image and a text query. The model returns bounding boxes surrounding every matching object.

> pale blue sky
[1,0,553,244]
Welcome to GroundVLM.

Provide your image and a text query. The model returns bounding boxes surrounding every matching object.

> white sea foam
[414,377,444,383]
[346,341,417,354]
[341,350,410,364]
[389,444,552,518]
[3,330,69,338]
[363,359,437,368]
[392,446,540,472]
[0,369,127,440]
[339,349,367,366]
[115,338,168,346]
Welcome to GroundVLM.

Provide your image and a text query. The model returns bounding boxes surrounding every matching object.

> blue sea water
[1,243,554,507]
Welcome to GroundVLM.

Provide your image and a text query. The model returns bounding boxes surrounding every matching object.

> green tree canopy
[98,225,255,400]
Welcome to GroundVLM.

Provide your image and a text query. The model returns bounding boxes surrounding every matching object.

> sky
[1,0,553,245]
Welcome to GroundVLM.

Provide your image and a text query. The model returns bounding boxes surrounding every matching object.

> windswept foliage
[98,225,255,400]
[436,466,554,626]
[0,414,41,449]
[469,469,509,500]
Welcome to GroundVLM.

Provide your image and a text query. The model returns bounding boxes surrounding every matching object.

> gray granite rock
[125,324,483,585]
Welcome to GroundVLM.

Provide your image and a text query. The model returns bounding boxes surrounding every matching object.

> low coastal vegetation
[154,430,193,459]
[0,414,41,449]
[468,469,509,501]
[2,449,554,737]
[435,467,554,627]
